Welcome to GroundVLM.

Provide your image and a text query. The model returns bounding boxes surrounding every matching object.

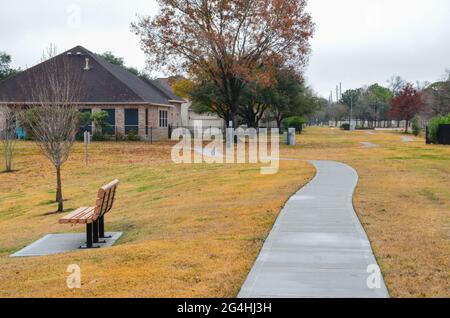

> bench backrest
[94,180,119,218]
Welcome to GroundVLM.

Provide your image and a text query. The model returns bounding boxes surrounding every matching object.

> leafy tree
[389,83,424,132]
[79,112,91,129]
[0,52,19,81]
[237,82,270,128]
[91,111,112,134]
[132,0,314,127]
[172,78,196,100]
[422,80,450,117]
[340,89,361,109]
[283,116,307,133]
[340,89,360,121]
[100,51,140,75]
[189,80,230,120]
[266,68,315,129]
[358,84,393,126]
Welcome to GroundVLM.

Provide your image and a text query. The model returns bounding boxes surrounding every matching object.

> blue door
[125,109,139,134]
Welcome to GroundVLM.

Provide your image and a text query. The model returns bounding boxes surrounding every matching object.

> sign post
[84,131,91,166]
[288,128,296,146]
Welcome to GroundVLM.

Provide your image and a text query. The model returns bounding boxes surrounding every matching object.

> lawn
[0,139,314,297]
[0,127,449,297]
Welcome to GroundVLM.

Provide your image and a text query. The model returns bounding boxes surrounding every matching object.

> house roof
[154,78,186,102]
[0,45,184,105]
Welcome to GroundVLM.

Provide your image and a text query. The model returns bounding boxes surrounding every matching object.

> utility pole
[350,95,353,130]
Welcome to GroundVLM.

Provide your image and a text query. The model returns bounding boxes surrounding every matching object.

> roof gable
[0,45,184,105]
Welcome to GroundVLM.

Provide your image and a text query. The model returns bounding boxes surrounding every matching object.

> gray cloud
[1,0,449,97]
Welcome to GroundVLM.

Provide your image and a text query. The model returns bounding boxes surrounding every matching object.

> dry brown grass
[0,127,449,297]
[0,140,314,297]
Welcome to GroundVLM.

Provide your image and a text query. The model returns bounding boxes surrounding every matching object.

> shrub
[79,112,91,132]
[428,113,450,143]
[91,111,112,135]
[127,130,140,141]
[92,132,105,141]
[75,132,84,141]
[115,131,125,141]
[284,116,307,134]
[340,123,350,130]
[411,117,421,136]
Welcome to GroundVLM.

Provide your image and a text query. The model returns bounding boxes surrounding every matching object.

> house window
[125,109,139,134]
[102,109,116,135]
[159,110,168,128]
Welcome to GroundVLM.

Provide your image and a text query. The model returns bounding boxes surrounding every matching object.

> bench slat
[59,207,96,224]
[58,180,119,226]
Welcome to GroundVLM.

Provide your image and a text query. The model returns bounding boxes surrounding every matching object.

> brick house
[0,46,185,140]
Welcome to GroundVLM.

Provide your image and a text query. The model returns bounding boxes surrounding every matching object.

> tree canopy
[0,52,19,81]
[133,0,315,125]
[100,51,140,76]
[389,84,424,132]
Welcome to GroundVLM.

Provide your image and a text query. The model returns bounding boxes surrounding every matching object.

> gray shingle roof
[0,45,183,105]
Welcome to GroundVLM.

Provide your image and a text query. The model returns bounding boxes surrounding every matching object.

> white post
[226,121,233,149]
[288,128,296,146]
[84,131,90,166]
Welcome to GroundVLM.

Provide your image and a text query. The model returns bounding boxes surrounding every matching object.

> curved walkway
[238,161,389,298]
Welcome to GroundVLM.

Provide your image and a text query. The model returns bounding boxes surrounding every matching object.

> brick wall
[76,104,179,141]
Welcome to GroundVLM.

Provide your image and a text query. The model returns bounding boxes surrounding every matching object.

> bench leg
[80,223,100,249]
[99,216,112,239]
[93,219,106,244]
[86,223,93,248]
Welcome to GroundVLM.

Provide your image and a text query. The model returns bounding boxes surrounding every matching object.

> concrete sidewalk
[238,161,389,298]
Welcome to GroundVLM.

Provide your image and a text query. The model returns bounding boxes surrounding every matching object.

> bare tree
[0,105,18,172]
[387,75,406,96]
[20,45,84,212]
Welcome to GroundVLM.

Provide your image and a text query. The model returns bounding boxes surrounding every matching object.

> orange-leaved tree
[132,0,314,126]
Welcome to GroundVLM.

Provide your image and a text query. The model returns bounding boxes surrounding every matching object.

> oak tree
[132,0,314,126]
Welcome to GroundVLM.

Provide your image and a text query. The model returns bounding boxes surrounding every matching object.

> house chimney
[84,57,90,71]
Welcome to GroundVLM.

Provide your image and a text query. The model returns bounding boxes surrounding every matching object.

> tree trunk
[4,142,12,172]
[56,165,63,212]
[276,118,282,130]
[405,120,409,133]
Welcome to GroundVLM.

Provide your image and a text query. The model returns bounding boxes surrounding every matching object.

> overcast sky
[1,0,449,98]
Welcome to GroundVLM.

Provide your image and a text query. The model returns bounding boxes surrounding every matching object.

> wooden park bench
[59,180,119,249]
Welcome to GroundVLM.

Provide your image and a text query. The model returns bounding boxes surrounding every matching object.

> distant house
[0,45,185,140]
[155,77,225,129]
